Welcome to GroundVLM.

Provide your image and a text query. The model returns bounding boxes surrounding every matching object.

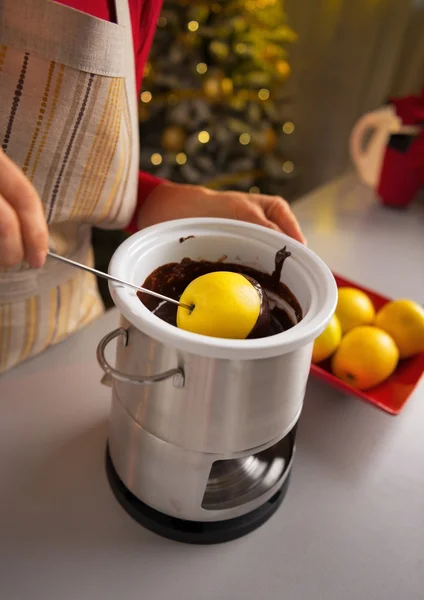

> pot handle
[96,327,185,388]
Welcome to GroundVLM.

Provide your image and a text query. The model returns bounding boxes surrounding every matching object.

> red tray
[310,274,424,415]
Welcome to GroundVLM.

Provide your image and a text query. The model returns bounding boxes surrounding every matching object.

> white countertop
[1,174,423,600]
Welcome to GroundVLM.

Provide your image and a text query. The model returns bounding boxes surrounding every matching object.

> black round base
[105,443,291,545]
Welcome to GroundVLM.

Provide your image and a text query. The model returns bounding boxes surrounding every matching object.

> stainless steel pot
[97,218,337,526]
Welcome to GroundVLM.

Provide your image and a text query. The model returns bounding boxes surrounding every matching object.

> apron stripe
[19,295,38,362]
[65,277,75,337]
[22,61,56,175]
[100,97,128,220]
[41,69,86,218]
[16,60,62,274]
[74,78,119,217]
[83,78,120,215]
[87,79,123,216]
[29,64,65,183]
[2,52,29,153]
[50,284,62,344]
[53,279,69,344]
[71,78,117,218]
[54,75,103,218]
[42,287,58,351]
[113,88,132,223]
[47,72,96,223]
[0,45,8,74]
[60,278,72,342]
[79,294,100,329]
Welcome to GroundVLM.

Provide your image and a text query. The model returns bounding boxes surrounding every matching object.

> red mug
[350,105,423,209]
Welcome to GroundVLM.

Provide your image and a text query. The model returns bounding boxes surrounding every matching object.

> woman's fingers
[232,197,279,230]
[0,193,25,267]
[255,195,306,244]
[0,150,48,268]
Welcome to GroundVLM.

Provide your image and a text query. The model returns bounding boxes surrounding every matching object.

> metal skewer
[47,251,192,310]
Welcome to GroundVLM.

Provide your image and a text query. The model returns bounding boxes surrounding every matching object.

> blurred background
[285,0,424,196]
[93,0,424,306]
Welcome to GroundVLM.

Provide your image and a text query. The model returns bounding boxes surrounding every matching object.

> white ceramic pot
[109,218,336,359]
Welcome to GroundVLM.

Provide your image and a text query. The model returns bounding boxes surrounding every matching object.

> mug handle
[96,327,185,388]
[349,106,402,188]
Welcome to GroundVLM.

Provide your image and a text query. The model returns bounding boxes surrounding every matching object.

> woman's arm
[135,181,306,244]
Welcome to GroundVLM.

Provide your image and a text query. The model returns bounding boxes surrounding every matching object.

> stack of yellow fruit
[312,287,424,390]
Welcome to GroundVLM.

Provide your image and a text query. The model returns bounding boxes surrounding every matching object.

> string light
[140,91,152,103]
[221,78,233,95]
[157,16,167,27]
[198,131,210,143]
[235,42,248,54]
[276,60,291,79]
[282,160,294,173]
[188,21,199,32]
[151,153,163,166]
[239,133,251,145]
[258,89,270,101]
[143,63,151,77]
[176,152,187,165]
[196,63,208,75]
[282,122,295,134]
[249,186,260,194]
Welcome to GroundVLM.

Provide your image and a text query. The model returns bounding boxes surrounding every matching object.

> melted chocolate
[138,249,302,339]
[243,274,270,338]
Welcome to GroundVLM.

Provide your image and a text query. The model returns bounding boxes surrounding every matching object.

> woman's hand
[137,181,306,244]
[0,149,49,268]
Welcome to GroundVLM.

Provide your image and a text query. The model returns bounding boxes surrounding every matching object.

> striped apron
[0,0,139,374]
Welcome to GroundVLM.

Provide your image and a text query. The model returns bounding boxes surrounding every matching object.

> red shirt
[58,0,163,229]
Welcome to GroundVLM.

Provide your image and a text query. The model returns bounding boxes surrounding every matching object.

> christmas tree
[139,0,298,196]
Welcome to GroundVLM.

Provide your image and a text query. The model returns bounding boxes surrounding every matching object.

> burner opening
[201,428,296,511]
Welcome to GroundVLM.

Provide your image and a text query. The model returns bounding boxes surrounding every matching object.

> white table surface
[1,174,423,600]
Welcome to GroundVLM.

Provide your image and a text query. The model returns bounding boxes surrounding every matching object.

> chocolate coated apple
[176,272,269,339]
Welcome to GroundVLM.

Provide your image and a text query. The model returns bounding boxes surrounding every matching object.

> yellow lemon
[177,272,261,339]
[312,314,342,364]
[331,326,399,390]
[336,287,375,333]
[375,299,424,359]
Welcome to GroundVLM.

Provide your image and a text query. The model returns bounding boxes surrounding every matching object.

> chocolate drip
[271,246,291,289]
